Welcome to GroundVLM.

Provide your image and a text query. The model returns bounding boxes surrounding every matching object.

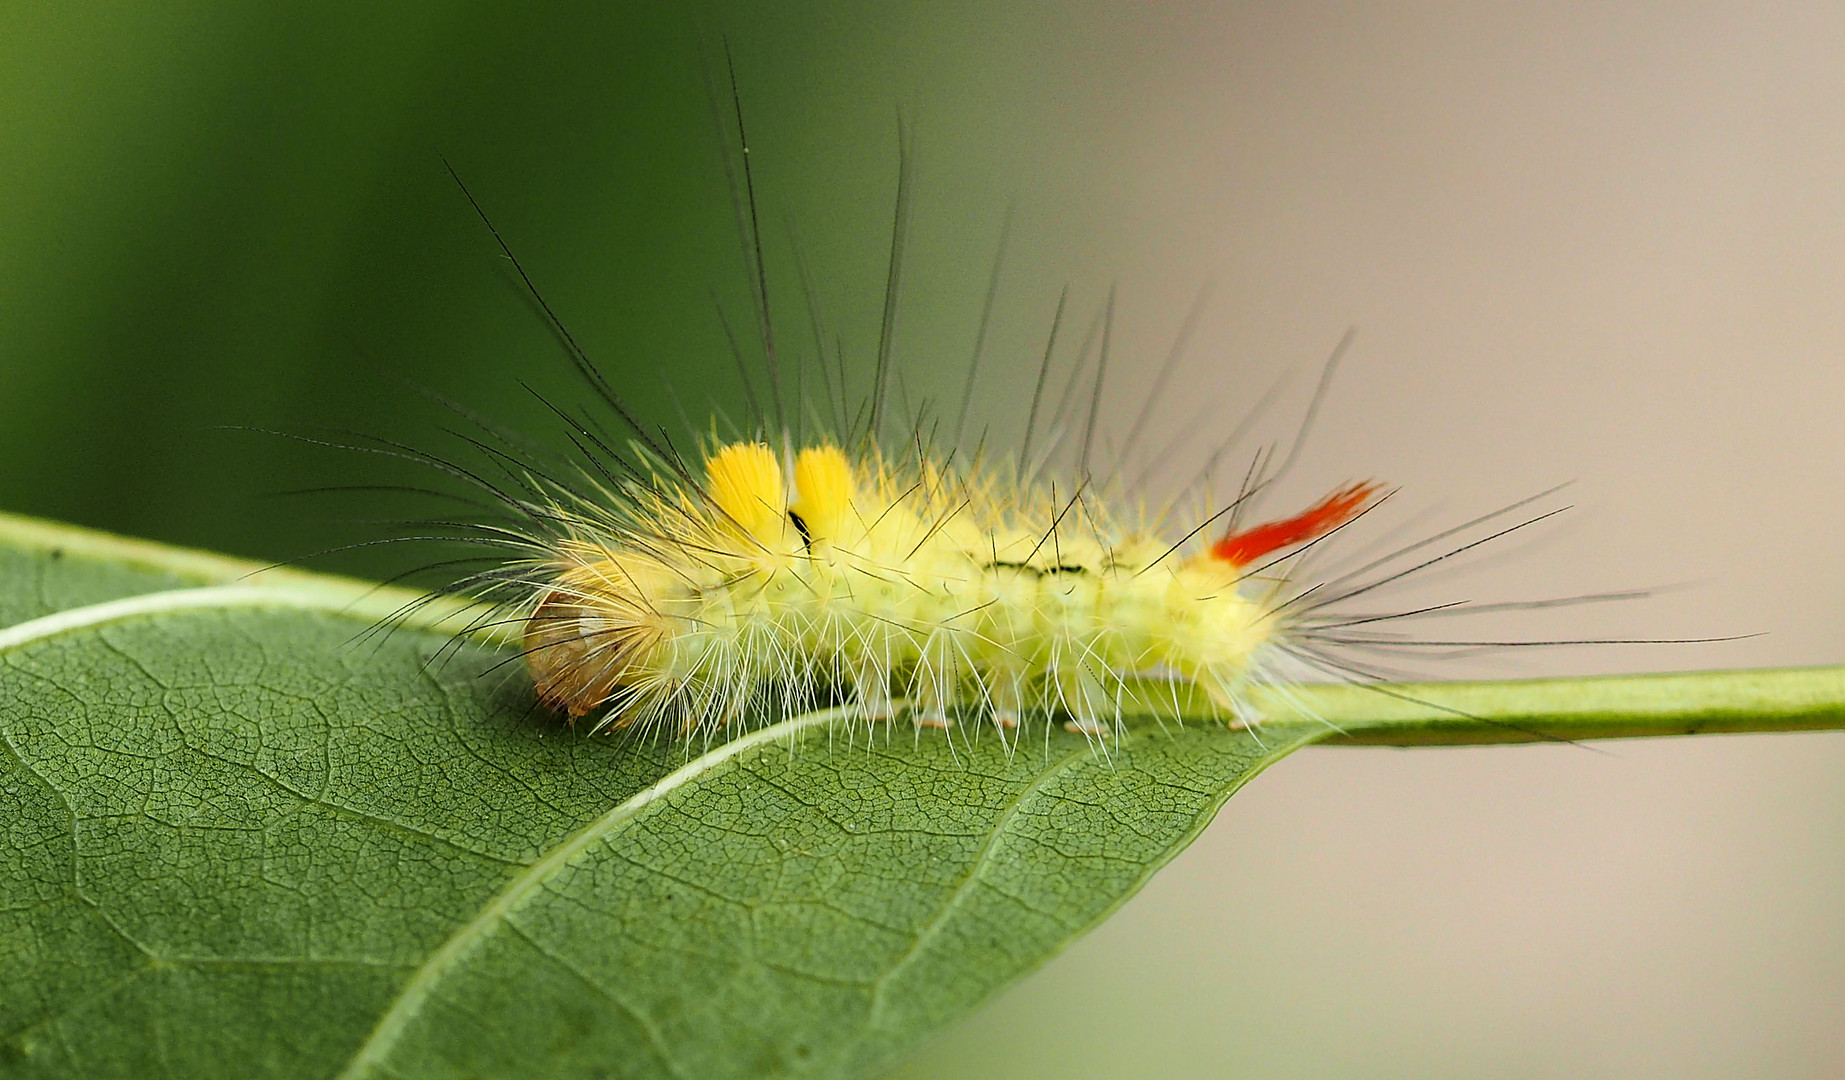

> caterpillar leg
[1226,701,1266,730]
[851,659,898,723]
[985,666,1025,730]
[854,690,898,723]
[913,706,954,729]
[1204,679,1265,730]
[910,646,957,729]
[912,675,954,729]
[1059,665,1119,737]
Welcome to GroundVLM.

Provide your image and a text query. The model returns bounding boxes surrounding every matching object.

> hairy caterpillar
[411,73,1624,747]
[519,434,1381,736]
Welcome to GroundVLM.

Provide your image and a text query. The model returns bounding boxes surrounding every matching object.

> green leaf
[0,512,1313,1079]
[1,510,1839,1079]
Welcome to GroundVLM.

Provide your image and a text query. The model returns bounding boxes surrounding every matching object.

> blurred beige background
[886,4,1845,1078]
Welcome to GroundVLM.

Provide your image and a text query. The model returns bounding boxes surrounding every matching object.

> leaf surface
[0,514,1315,1079]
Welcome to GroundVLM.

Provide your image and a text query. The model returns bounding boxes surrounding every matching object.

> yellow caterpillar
[518,437,1381,738]
[421,97,1562,745]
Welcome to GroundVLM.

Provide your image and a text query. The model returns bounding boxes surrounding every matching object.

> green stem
[1270,667,1845,745]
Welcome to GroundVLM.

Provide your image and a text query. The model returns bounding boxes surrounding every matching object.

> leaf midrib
[0,585,373,654]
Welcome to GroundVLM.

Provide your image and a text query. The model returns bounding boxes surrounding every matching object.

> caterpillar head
[523,549,680,721]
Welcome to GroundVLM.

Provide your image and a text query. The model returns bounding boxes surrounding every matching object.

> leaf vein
[502,919,690,1080]
[861,735,1113,1030]
[332,706,851,1079]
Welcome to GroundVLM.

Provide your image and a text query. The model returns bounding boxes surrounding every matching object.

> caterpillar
[412,75,1605,747]
[428,233,1465,746]
[519,435,1382,737]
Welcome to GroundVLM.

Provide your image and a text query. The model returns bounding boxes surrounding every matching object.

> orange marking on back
[1211,482,1384,567]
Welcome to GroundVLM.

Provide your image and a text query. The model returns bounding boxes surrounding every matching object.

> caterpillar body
[517,436,1382,738]
[425,86,1590,746]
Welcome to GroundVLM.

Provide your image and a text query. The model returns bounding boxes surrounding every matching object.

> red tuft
[1210,482,1384,567]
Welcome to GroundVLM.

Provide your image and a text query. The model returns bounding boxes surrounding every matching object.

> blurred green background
[0,0,1082,579]
[6,3,1845,1078]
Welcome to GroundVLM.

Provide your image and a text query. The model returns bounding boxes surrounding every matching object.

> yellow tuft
[705,442,787,545]
[790,445,856,544]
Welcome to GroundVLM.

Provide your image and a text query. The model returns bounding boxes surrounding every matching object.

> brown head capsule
[522,552,676,721]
